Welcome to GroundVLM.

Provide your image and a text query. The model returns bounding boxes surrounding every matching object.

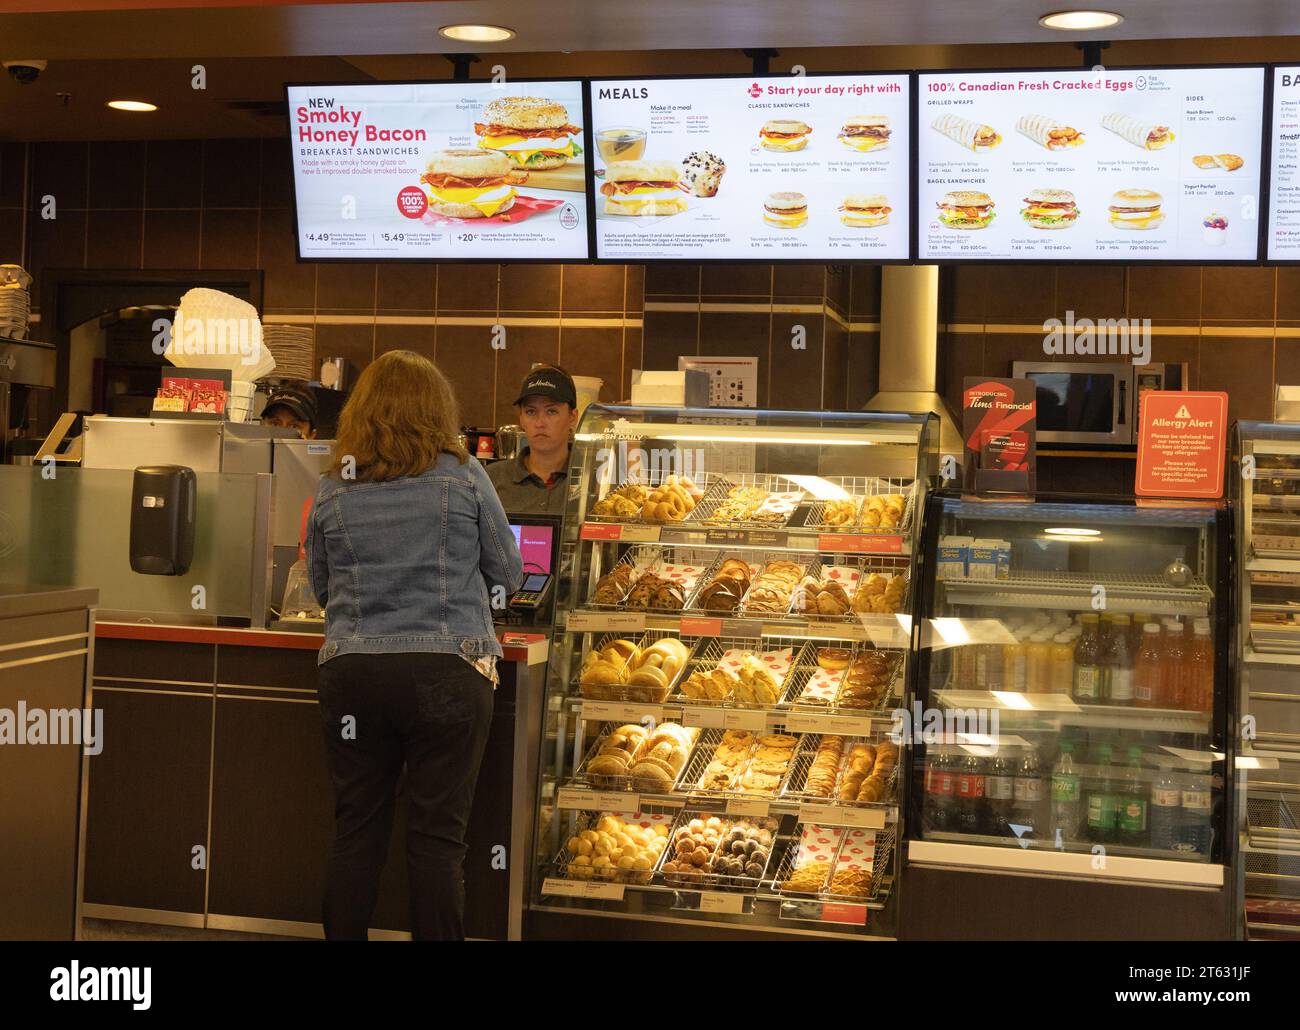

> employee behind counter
[487,365,580,516]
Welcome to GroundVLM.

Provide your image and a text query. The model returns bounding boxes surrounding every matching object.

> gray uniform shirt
[485,446,570,516]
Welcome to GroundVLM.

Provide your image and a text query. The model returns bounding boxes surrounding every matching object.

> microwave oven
[1010,361,1187,446]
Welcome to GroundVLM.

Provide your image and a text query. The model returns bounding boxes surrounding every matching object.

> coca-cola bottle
[1012,746,1046,841]
[985,750,1016,836]
[956,751,987,835]
[925,747,957,832]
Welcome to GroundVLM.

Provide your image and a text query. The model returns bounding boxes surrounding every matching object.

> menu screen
[917,67,1265,262]
[1268,66,1300,261]
[286,81,589,261]
[589,74,912,261]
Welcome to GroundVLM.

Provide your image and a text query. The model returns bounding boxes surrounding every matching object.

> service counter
[83,621,548,940]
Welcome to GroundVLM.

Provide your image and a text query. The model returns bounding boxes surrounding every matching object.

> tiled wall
[939,264,1300,427]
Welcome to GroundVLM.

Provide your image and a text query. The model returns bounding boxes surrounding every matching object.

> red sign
[818,533,904,554]
[679,617,723,637]
[579,522,623,541]
[1135,391,1228,499]
[820,902,868,925]
[395,185,428,219]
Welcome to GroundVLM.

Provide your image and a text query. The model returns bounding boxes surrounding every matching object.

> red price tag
[820,902,868,925]
[679,617,723,636]
[580,522,623,541]
[818,534,903,554]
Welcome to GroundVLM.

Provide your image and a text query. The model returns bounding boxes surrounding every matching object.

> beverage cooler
[1234,422,1300,938]
[525,403,937,941]
[902,492,1235,940]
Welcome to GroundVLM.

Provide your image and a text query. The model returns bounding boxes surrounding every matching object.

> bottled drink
[1190,619,1213,713]
[1050,633,1075,694]
[1162,619,1187,709]
[956,751,987,835]
[1012,747,1046,840]
[1097,616,1114,702]
[925,747,957,832]
[1180,779,1213,854]
[1072,614,1102,704]
[1003,638,1027,692]
[1086,742,1118,844]
[1150,762,1182,850]
[975,644,1003,690]
[1130,613,1151,655]
[986,751,1016,836]
[1027,633,1052,691]
[1103,614,1133,706]
[1133,623,1163,708]
[1118,746,1149,848]
[1050,741,1083,847]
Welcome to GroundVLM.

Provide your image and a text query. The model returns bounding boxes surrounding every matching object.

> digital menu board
[286,81,589,261]
[589,73,912,261]
[1268,66,1300,261]
[917,66,1266,262]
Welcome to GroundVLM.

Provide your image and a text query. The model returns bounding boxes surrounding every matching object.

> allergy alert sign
[1135,391,1228,498]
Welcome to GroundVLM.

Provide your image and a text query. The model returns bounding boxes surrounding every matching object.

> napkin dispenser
[129,465,196,575]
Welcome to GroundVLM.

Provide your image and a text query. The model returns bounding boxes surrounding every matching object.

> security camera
[4,60,48,85]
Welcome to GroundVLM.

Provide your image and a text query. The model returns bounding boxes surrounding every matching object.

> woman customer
[306,349,523,941]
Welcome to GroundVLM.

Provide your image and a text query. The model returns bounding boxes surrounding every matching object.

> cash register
[497,515,561,627]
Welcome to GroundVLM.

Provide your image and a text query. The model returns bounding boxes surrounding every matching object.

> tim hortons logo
[748,83,763,98]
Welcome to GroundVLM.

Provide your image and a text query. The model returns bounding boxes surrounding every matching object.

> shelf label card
[784,711,881,736]
[567,611,646,633]
[1135,391,1229,499]
[580,522,624,541]
[581,701,663,724]
[620,524,662,543]
[721,618,763,639]
[799,802,887,829]
[698,891,746,915]
[556,787,641,813]
[705,529,787,548]
[819,533,904,555]
[541,878,627,901]
[820,902,869,925]
[725,798,771,817]
[680,707,727,729]
[680,617,723,637]
[722,709,769,731]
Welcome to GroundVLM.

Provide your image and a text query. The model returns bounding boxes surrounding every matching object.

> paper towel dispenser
[129,465,196,576]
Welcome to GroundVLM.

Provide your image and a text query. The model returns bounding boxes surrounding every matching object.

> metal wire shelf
[668,635,814,708]
[685,473,807,531]
[583,470,726,525]
[779,734,902,809]
[782,648,905,713]
[657,809,781,893]
[572,720,700,794]
[576,628,699,703]
[803,475,917,537]
[678,727,801,801]
[941,569,1213,616]
[768,822,896,906]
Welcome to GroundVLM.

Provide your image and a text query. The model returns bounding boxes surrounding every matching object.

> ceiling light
[107,100,157,112]
[438,24,515,42]
[1039,10,1123,30]
[1044,526,1102,537]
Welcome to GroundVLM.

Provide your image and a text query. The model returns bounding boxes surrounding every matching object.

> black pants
[316,651,493,941]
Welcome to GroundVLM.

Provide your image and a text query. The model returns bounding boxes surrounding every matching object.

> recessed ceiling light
[1039,10,1124,30]
[107,100,157,112]
[438,24,515,43]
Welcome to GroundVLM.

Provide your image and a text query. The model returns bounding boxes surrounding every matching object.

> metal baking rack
[684,473,806,531]
[571,720,699,794]
[775,555,912,627]
[768,822,896,907]
[669,635,814,708]
[583,470,727,525]
[779,734,903,810]
[781,647,905,714]
[656,808,781,894]
[678,727,801,802]
[544,809,672,889]
[584,544,713,612]
[576,628,699,703]
[803,475,916,537]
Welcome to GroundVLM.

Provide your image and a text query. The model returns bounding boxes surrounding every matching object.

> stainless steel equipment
[1,336,56,463]
[495,424,525,461]
[81,415,294,473]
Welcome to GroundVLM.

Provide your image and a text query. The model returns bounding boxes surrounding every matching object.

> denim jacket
[307,452,524,666]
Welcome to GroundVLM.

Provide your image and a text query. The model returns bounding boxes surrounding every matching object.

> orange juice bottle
[1133,623,1163,708]
[1027,632,1053,692]
[1050,633,1075,693]
[1003,637,1027,691]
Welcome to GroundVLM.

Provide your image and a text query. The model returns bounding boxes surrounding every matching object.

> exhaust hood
[864,264,964,459]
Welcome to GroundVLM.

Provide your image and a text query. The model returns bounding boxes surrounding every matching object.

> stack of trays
[0,264,32,340]
[262,324,315,381]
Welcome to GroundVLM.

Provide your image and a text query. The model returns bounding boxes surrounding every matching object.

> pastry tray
[680,551,766,616]
[679,727,803,801]
[779,734,903,809]
[684,473,808,531]
[656,809,781,893]
[803,476,917,536]
[573,720,700,793]
[584,470,727,525]
[546,809,676,887]
[577,628,699,703]
[668,635,815,708]
[781,555,912,625]
[769,823,895,904]
[584,544,712,611]
[782,648,906,714]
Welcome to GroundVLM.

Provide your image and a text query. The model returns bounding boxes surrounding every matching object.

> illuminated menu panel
[917,67,1265,262]
[1268,66,1300,261]
[286,81,589,260]
[589,74,912,261]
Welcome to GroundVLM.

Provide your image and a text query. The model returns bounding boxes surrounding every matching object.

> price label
[722,709,769,731]
[680,707,726,729]
[706,529,787,547]
[726,798,771,817]
[581,701,663,723]
[820,902,868,925]
[556,787,641,813]
[783,711,842,734]
[698,891,746,914]
[580,522,624,541]
[567,611,646,633]
[541,878,627,901]
[680,617,723,636]
[721,619,763,639]
[620,524,662,543]
[798,802,887,829]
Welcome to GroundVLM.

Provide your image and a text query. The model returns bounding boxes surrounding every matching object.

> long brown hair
[331,350,468,481]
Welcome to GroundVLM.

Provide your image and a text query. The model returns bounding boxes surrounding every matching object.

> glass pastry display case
[1234,422,1300,938]
[903,492,1236,941]
[526,404,938,940]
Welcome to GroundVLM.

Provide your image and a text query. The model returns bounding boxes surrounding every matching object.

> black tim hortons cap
[260,382,318,426]
[513,365,577,407]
